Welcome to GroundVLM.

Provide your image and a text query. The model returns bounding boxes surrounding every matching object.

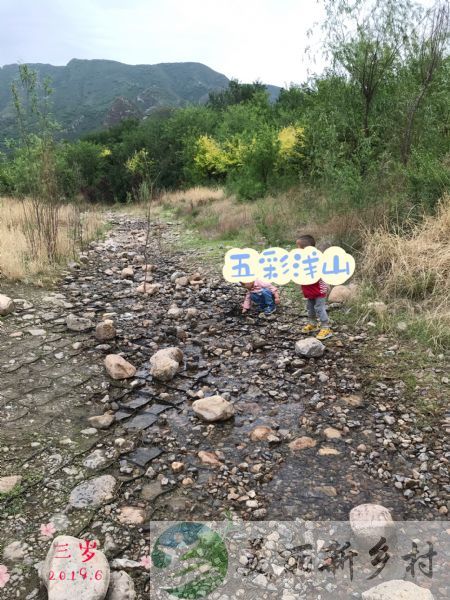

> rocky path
[0,214,448,599]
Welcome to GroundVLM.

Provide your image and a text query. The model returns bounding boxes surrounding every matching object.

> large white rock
[192,396,235,422]
[295,338,325,357]
[149,347,183,382]
[106,571,136,600]
[104,355,136,380]
[349,503,395,547]
[40,535,110,600]
[362,580,434,600]
[69,475,117,509]
[328,284,358,303]
[0,294,15,316]
[66,314,94,332]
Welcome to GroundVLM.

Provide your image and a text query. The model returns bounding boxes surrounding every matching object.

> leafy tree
[400,1,449,164]
[207,79,268,110]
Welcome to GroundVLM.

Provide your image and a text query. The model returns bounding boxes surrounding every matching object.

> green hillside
[0,59,234,141]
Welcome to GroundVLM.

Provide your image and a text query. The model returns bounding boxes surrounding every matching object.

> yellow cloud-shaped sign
[223,246,355,286]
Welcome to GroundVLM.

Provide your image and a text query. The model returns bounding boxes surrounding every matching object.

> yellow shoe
[316,327,333,340]
[302,323,318,333]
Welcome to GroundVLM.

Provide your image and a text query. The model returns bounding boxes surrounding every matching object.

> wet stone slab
[114,410,133,422]
[148,403,174,415]
[119,395,152,410]
[126,446,163,467]
[122,411,158,430]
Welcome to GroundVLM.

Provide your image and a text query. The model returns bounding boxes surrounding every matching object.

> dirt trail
[0,214,448,599]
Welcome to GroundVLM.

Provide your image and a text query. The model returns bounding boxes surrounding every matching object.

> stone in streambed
[289,436,316,451]
[106,571,136,600]
[175,276,189,286]
[104,354,136,379]
[167,304,183,319]
[121,267,134,279]
[149,347,183,381]
[349,503,395,547]
[0,294,15,316]
[295,338,325,358]
[249,426,279,442]
[95,320,116,341]
[323,427,342,440]
[136,282,160,295]
[40,534,110,599]
[192,396,235,422]
[198,451,222,466]
[82,449,109,470]
[69,475,117,508]
[88,412,114,429]
[66,314,94,332]
[318,447,341,456]
[362,580,434,600]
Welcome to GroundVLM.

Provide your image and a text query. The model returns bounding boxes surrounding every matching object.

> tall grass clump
[0,197,103,280]
[159,187,226,216]
[360,194,450,347]
[361,194,450,303]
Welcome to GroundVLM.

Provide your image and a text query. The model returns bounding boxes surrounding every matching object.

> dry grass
[191,198,257,239]
[361,194,450,303]
[159,186,226,214]
[163,186,391,248]
[0,197,104,280]
[157,187,255,240]
[359,194,450,345]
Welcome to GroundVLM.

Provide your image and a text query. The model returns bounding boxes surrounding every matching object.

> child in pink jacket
[241,280,280,315]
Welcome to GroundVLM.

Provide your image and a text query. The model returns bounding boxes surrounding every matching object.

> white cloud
[0,0,328,85]
[3,0,436,86]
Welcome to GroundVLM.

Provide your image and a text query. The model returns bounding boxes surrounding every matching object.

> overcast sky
[0,0,328,87]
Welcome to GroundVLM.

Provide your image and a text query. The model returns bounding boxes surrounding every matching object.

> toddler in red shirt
[296,234,332,340]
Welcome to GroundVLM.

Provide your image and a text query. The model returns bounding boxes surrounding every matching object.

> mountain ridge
[0,59,281,141]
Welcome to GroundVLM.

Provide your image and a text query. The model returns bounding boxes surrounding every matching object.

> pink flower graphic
[0,565,10,588]
[140,555,151,569]
[40,522,56,538]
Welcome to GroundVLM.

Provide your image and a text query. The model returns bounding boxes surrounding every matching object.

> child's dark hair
[297,234,316,246]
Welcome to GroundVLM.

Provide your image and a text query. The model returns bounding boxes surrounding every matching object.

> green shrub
[407,151,450,212]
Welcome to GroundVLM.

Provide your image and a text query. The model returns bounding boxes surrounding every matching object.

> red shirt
[301,279,328,299]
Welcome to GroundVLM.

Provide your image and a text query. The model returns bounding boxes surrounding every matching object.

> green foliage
[207,78,268,110]
[407,150,450,211]
[0,60,230,146]
[1,1,448,210]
